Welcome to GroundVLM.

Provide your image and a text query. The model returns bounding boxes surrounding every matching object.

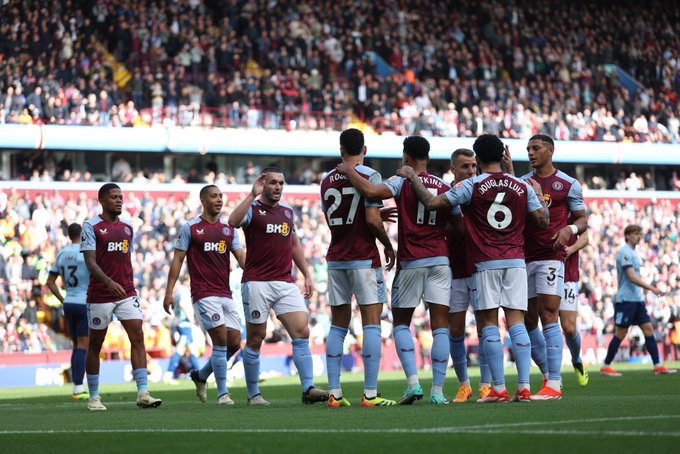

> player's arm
[447,212,465,239]
[625,267,663,296]
[366,206,396,271]
[553,180,589,248]
[526,178,550,229]
[83,250,127,299]
[46,272,64,304]
[228,174,265,227]
[396,166,452,210]
[336,162,392,200]
[232,248,246,269]
[292,234,313,299]
[565,231,590,257]
[163,248,187,314]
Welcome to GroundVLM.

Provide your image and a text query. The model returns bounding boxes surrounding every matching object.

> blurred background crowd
[1,186,680,364]
[1,0,679,141]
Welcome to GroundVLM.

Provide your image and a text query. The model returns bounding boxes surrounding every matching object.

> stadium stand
[0,0,678,142]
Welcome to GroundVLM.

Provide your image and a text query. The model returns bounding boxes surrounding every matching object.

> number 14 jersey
[445,172,542,271]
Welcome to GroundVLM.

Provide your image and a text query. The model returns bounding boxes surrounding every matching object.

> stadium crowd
[1,184,679,362]
[0,0,679,142]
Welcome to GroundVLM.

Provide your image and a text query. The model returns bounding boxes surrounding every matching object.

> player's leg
[501,268,532,401]
[638,307,677,374]
[526,262,549,383]
[602,302,632,376]
[275,281,328,403]
[475,323,492,398]
[474,270,508,403]
[325,268,352,404]
[327,304,351,404]
[65,304,89,399]
[85,303,112,411]
[534,261,565,395]
[355,268,394,407]
[424,264,452,404]
[242,281,273,404]
[449,277,471,402]
[118,297,161,408]
[560,280,588,385]
[391,269,424,404]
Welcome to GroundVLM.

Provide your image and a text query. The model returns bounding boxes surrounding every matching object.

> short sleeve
[175,223,191,250]
[80,222,96,252]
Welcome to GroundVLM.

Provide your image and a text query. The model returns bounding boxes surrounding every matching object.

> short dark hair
[529,134,555,147]
[624,224,642,236]
[403,135,430,161]
[261,166,284,175]
[451,148,474,163]
[98,183,120,200]
[339,128,364,156]
[67,223,82,241]
[472,134,504,164]
[199,184,218,200]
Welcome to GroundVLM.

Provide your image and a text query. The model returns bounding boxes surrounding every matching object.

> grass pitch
[0,362,678,453]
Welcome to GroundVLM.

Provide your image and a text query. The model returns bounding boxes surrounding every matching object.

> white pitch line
[0,415,679,437]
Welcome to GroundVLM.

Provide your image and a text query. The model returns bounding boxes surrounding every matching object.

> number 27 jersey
[445,172,542,269]
[321,165,382,268]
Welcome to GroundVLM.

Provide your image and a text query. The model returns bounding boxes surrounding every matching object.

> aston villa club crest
[124,226,132,236]
[211,313,221,322]
[222,226,231,236]
[552,181,564,191]
[92,317,102,326]
[284,210,293,220]
[251,310,261,319]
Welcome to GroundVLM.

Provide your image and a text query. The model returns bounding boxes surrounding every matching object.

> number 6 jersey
[445,172,542,271]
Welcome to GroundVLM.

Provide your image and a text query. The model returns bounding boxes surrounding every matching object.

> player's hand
[652,287,665,297]
[302,275,314,299]
[396,165,417,180]
[106,280,127,300]
[502,144,515,175]
[384,246,396,272]
[380,206,398,223]
[552,226,573,250]
[251,174,266,197]
[162,294,175,315]
[526,177,542,197]
[336,162,356,175]
[564,243,576,257]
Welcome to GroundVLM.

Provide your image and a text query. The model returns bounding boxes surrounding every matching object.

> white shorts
[392,265,451,309]
[87,296,143,330]
[450,277,473,313]
[194,296,242,330]
[471,268,528,311]
[527,260,564,298]
[242,281,307,324]
[560,281,578,312]
[328,267,387,306]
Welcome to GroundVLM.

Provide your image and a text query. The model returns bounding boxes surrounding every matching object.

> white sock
[460,379,470,387]
[431,385,443,395]
[330,388,343,399]
[364,389,377,399]
[547,379,561,390]
[407,375,419,388]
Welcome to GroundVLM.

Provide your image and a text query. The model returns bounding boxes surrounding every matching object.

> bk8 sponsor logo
[204,240,227,253]
[265,222,290,236]
[107,240,129,252]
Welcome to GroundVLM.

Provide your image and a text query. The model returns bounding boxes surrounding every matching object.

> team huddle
[48,130,676,411]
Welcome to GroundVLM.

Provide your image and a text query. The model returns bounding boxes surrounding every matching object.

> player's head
[199,184,223,216]
[98,183,122,216]
[472,134,504,164]
[527,134,555,170]
[260,166,285,204]
[339,128,366,157]
[67,223,82,242]
[402,135,430,166]
[450,148,477,182]
[624,224,642,246]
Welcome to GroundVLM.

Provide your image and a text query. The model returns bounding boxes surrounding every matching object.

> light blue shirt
[50,243,90,305]
[616,243,643,302]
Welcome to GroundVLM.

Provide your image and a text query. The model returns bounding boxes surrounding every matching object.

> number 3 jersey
[50,243,90,305]
[445,172,542,271]
[81,216,136,303]
[384,172,455,269]
[320,164,382,269]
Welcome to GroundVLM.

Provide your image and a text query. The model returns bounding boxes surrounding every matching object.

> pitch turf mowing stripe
[1,414,678,437]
